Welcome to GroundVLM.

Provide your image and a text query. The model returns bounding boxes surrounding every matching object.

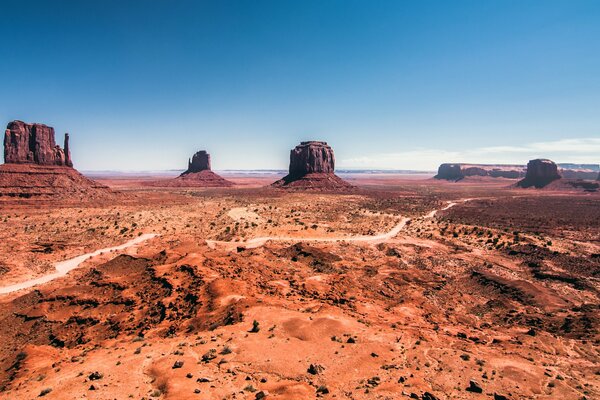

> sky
[1,0,599,171]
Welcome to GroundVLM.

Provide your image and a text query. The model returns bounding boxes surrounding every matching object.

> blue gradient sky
[1,0,599,170]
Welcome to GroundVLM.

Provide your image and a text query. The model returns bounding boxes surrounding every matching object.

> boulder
[517,159,561,188]
[272,141,353,189]
[4,121,72,167]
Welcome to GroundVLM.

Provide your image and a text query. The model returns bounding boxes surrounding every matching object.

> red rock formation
[1,121,111,199]
[517,159,561,188]
[4,121,72,167]
[435,163,525,181]
[145,150,233,187]
[272,141,353,189]
[186,150,211,173]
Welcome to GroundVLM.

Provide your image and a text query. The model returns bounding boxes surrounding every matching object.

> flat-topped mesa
[186,150,211,173]
[435,163,525,181]
[517,159,561,188]
[288,141,335,177]
[272,141,353,189]
[4,121,72,167]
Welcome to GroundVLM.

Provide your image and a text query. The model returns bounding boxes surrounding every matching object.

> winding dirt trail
[0,233,159,295]
[207,198,472,250]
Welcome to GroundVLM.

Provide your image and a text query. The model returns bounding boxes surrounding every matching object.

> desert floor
[0,174,598,400]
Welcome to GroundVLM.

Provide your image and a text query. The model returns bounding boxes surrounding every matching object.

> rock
[255,390,268,399]
[4,121,72,166]
[316,385,329,395]
[187,150,211,173]
[145,150,233,187]
[517,159,561,188]
[307,363,325,375]
[422,392,440,400]
[172,360,184,368]
[88,371,103,381]
[271,141,353,189]
[494,394,509,400]
[435,163,525,181]
[0,120,111,199]
[466,379,483,393]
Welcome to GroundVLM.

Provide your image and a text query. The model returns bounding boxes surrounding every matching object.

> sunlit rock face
[4,120,72,167]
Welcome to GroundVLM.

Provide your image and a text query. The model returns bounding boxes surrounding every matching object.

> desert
[2,2,599,399]
[0,146,598,399]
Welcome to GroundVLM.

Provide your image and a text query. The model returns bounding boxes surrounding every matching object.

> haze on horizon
[1,0,599,171]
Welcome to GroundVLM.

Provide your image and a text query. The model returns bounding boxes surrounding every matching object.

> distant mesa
[0,120,110,199]
[434,163,525,181]
[517,159,561,188]
[271,141,353,190]
[145,150,233,187]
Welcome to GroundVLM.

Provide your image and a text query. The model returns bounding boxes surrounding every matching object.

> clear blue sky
[1,0,599,170]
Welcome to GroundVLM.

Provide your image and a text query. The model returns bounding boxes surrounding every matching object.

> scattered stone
[201,349,217,362]
[39,388,52,397]
[494,394,509,400]
[255,390,269,399]
[422,392,440,400]
[316,385,329,395]
[88,371,103,381]
[249,320,260,333]
[466,379,483,393]
[172,360,184,369]
[307,364,325,375]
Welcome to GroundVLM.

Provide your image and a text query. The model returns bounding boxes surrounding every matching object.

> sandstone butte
[146,150,233,187]
[517,159,562,188]
[0,120,109,199]
[271,141,353,190]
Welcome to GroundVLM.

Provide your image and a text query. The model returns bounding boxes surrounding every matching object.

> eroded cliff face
[272,141,352,189]
[435,163,525,181]
[186,150,211,173]
[148,150,233,187]
[4,121,72,167]
[518,159,562,188]
[288,141,335,177]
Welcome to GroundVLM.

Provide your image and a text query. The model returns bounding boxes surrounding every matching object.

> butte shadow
[271,141,354,190]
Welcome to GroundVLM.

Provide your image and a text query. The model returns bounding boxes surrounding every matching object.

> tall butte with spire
[145,150,233,187]
[0,120,109,199]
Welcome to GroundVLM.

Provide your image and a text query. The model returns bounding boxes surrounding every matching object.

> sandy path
[0,233,159,295]
[207,199,472,250]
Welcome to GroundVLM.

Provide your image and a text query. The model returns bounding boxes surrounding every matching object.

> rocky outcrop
[288,141,335,176]
[0,120,111,200]
[517,159,561,188]
[435,163,525,181]
[271,141,353,189]
[186,150,211,173]
[145,150,233,187]
[4,121,72,167]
